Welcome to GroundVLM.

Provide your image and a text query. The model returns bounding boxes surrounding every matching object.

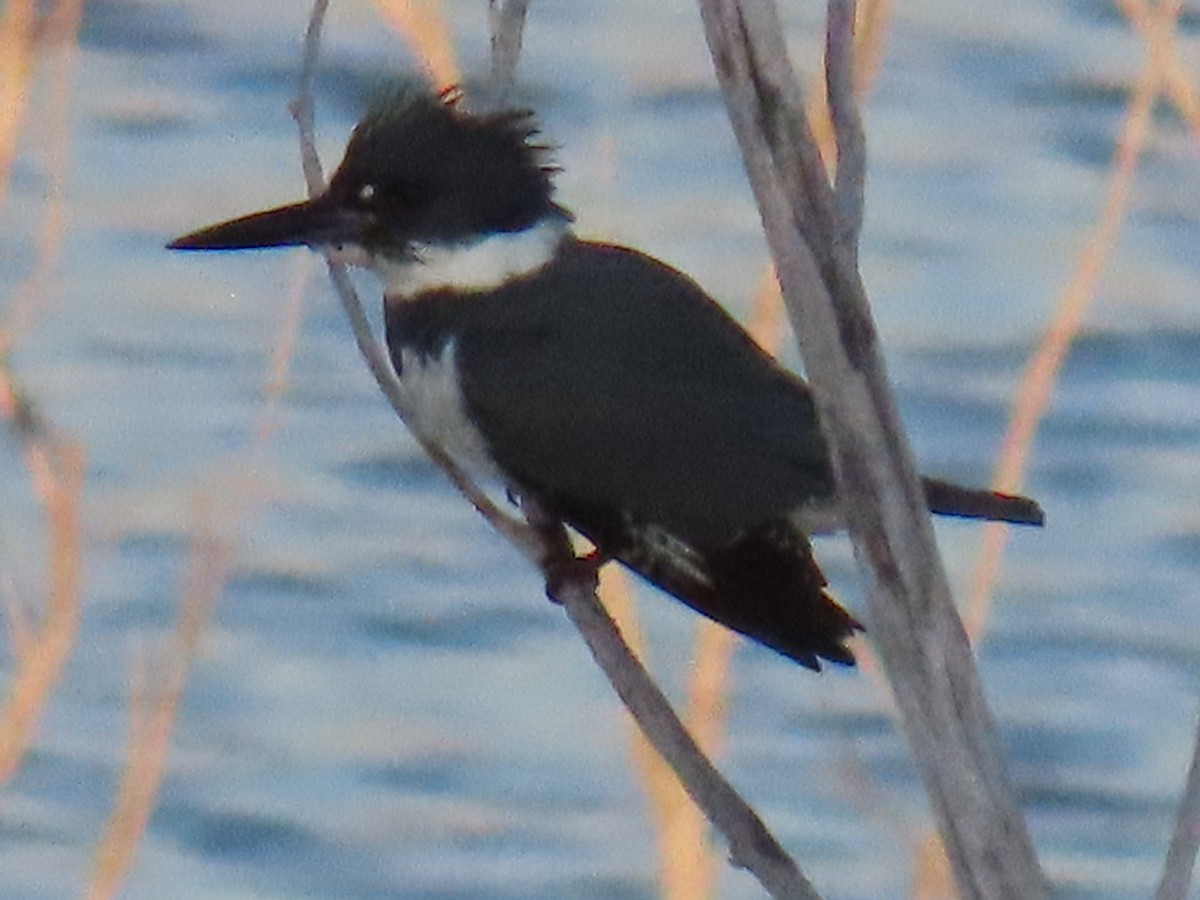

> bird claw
[543,549,607,604]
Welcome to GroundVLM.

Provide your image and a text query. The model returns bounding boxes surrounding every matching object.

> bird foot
[543,549,607,605]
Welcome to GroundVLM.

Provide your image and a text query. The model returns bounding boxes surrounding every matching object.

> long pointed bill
[167,196,371,251]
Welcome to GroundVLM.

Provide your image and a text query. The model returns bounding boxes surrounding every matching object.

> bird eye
[358,183,377,202]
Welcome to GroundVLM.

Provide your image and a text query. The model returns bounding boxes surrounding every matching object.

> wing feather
[451,240,836,546]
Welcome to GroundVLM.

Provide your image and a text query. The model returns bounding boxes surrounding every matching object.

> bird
[169,83,1044,671]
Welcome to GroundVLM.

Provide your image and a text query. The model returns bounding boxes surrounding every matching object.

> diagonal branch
[1156,706,1200,900]
[824,0,865,263]
[695,0,1047,897]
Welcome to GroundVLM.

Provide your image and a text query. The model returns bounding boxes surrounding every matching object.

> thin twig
[256,254,313,446]
[1115,0,1200,146]
[1149,21,1200,900]
[489,0,530,98]
[0,0,86,793]
[1156,708,1200,900]
[824,0,864,263]
[373,0,459,90]
[965,0,1173,640]
[290,4,818,896]
[290,0,329,191]
[87,512,227,900]
[0,0,83,354]
[852,0,892,93]
[695,0,1047,897]
[0,0,35,221]
[0,437,83,785]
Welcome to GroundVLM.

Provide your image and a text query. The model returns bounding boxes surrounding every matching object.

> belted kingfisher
[170,84,1043,670]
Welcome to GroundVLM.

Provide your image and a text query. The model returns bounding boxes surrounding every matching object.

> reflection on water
[2,0,1200,897]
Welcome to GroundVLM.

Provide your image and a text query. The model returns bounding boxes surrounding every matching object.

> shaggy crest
[324,81,572,249]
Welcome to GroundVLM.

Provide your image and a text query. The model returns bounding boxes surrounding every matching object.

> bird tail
[695,521,862,669]
[922,478,1044,526]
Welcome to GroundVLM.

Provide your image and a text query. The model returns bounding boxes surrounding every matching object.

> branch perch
[696,0,1047,897]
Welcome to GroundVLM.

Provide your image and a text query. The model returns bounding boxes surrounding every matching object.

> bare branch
[290,0,328,192]
[824,0,865,262]
[1155,709,1200,900]
[965,3,1164,639]
[87,507,225,900]
[557,573,821,900]
[695,0,1047,897]
[488,0,530,97]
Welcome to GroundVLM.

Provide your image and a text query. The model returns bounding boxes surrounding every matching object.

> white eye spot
[358,183,376,202]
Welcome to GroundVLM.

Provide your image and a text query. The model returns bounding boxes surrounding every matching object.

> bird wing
[449,240,836,548]
[388,239,859,667]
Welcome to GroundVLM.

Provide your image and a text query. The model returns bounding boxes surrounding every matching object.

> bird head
[169,82,571,268]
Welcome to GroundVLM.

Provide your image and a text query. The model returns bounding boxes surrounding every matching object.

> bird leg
[542,548,608,605]
[519,493,609,604]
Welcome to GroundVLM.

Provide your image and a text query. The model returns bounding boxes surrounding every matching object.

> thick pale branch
[696,0,1047,898]
[488,0,530,96]
[824,0,865,262]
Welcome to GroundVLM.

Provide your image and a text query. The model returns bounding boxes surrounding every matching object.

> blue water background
[3,0,1200,897]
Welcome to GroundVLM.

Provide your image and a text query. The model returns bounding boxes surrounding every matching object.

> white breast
[393,339,501,480]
